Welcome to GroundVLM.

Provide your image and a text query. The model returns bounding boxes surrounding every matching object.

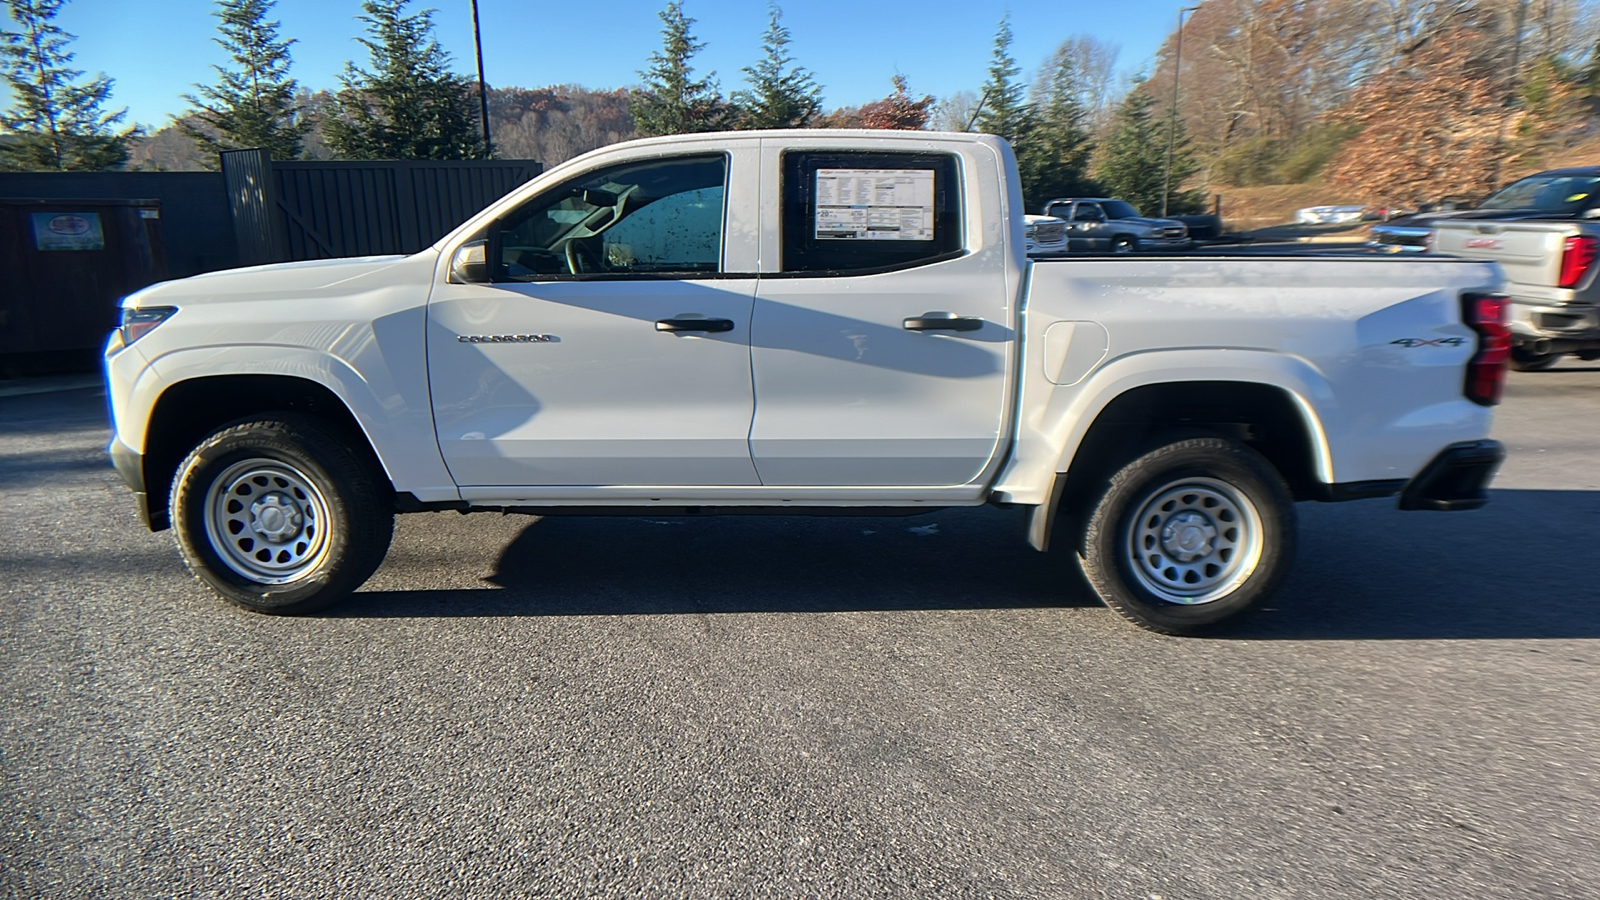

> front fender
[141,339,458,503]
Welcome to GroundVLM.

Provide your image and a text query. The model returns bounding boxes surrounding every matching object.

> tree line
[0,0,1199,215]
[1147,0,1600,207]
[12,0,1588,216]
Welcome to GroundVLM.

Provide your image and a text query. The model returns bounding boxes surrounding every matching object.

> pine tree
[181,0,309,166]
[0,0,133,171]
[1095,83,1203,216]
[324,0,485,160]
[972,15,1032,144]
[629,1,726,136]
[731,3,820,129]
[1015,46,1097,210]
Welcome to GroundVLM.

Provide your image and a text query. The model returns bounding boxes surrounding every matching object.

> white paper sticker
[814,168,934,241]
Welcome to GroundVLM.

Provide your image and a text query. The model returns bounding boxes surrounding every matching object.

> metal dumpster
[0,198,168,373]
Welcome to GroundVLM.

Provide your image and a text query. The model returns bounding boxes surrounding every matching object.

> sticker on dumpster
[32,212,105,251]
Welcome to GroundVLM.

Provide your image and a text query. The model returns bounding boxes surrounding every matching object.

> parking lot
[2,362,1597,899]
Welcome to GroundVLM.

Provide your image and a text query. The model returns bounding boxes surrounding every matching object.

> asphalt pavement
[2,361,1597,899]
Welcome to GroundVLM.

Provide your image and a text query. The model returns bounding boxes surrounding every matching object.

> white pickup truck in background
[105,130,1509,635]
[1431,216,1600,369]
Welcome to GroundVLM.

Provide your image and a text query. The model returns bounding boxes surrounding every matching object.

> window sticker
[31,212,105,251]
[814,168,935,241]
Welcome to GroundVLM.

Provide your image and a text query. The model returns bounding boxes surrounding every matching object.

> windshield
[1479,174,1600,212]
[1102,200,1141,219]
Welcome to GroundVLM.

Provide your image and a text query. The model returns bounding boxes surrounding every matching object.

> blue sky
[10,0,1188,130]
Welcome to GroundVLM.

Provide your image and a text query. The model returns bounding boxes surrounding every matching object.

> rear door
[747,143,1015,487]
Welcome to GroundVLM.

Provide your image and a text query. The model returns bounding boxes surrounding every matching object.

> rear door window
[779,151,963,274]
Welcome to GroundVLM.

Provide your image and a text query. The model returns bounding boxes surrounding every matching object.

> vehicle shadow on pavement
[342,489,1599,640]
[344,506,1095,618]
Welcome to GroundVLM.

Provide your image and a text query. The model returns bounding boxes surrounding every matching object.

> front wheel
[170,415,394,615]
[1078,437,1296,635]
[1111,235,1138,254]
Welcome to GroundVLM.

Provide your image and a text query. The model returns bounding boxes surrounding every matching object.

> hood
[1114,216,1184,228]
[123,253,419,308]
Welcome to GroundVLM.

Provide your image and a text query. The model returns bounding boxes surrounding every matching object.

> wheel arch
[1053,380,1328,523]
[141,374,392,530]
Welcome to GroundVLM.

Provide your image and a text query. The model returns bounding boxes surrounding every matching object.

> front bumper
[108,434,166,530]
[1366,224,1429,252]
[1397,440,1504,511]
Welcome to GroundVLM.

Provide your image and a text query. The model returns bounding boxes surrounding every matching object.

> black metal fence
[221,150,542,266]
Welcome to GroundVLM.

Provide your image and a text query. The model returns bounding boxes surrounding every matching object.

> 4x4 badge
[1391,337,1467,347]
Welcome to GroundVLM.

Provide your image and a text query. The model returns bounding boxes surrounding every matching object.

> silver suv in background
[1042,198,1192,253]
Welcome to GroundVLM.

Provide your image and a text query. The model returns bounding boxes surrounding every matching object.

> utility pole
[470,0,493,157]
[1161,5,1201,217]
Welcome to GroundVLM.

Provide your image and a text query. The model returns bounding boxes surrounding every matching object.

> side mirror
[449,239,490,284]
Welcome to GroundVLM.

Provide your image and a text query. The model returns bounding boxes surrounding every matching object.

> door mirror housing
[449,239,490,284]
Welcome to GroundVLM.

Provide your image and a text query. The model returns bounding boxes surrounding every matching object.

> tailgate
[1430,220,1577,302]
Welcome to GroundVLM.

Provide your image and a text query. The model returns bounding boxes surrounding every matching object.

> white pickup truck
[1430,216,1600,370]
[105,130,1509,634]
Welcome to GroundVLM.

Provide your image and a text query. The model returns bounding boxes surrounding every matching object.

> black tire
[1078,437,1295,636]
[1510,346,1561,371]
[1111,235,1138,254]
[169,415,394,615]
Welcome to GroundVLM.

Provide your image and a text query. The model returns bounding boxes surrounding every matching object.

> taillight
[1558,235,1598,288]
[1462,292,1509,406]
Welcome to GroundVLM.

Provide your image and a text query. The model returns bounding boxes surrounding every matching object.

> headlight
[119,306,177,345]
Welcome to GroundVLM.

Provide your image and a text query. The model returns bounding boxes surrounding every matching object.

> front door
[428,151,761,487]
[747,146,1014,487]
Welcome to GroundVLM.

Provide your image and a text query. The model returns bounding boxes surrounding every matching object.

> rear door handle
[903,312,984,332]
[655,317,735,333]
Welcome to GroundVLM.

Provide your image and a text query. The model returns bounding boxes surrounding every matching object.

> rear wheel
[1510,346,1561,371]
[1111,235,1138,254]
[170,415,394,614]
[1078,437,1295,635]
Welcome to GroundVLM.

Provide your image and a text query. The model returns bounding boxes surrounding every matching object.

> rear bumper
[1508,299,1600,349]
[1397,440,1504,511]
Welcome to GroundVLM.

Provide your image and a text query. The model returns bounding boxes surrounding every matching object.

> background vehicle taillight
[1557,234,1597,288]
[1462,292,1509,406]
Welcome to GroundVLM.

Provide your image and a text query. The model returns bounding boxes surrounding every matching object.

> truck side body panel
[992,256,1502,504]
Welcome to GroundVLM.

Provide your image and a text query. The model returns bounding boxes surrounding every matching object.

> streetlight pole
[470,0,493,157]
[1161,5,1201,217]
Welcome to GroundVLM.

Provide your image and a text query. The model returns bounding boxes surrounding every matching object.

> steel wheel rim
[203,458,332,585]
[1123,476,1264,605]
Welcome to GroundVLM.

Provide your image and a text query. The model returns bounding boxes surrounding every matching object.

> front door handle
[903,312,984,332]
[656,317,735,333]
